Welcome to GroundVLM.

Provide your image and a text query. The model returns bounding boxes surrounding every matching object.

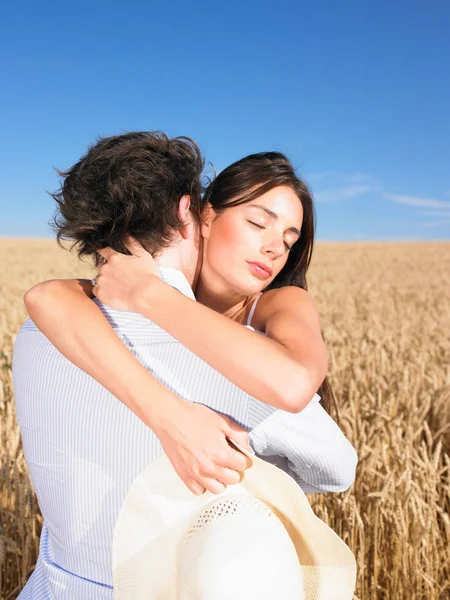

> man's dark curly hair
[50,131,205,266]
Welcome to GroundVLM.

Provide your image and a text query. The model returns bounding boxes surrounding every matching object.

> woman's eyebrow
[249,204,301,235]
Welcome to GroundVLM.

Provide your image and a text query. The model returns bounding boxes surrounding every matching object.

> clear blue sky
[1,0,449,240]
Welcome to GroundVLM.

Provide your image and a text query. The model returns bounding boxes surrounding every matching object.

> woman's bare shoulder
[254,287,319,331]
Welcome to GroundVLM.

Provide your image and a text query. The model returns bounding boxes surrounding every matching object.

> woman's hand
[151,400,253,495]
[93,238,163,312]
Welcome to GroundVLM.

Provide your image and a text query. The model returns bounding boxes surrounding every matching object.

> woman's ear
[200,202,214,240]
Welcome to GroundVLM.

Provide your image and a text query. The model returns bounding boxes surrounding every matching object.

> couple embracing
[13,132,358,599]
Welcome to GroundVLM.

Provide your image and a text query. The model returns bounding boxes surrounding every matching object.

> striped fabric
[12,267,357,599]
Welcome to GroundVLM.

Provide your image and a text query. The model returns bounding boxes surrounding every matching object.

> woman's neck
[194,278,256,324]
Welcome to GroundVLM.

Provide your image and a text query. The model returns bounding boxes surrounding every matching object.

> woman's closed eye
[247,220,265,230]
[247,221,293,251]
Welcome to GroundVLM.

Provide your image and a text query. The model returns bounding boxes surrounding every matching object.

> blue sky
[1,0,449,241]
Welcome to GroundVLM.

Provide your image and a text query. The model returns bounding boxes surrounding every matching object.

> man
[13,131,357,598]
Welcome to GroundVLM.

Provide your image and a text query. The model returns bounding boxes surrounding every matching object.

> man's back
[12,269,277,598]
[13,269,357,598]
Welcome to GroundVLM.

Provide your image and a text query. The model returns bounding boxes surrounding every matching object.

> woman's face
[199,185,303,296]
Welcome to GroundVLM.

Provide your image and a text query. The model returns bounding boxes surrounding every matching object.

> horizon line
[1,235,449,244]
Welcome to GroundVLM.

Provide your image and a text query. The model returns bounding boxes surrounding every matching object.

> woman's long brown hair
[203,151,339,419]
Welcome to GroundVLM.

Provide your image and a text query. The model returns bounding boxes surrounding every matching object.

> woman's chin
[233,274,266,296]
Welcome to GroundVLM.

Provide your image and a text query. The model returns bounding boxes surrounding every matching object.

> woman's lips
[247,261,271,280]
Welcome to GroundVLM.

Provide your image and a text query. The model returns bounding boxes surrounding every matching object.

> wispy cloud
[310,174,450,236]
[420,218,450,228]
[308,172,449,238]
[308,171,373,184]
[343,173,373,184]
[382,193,450,209]
[308,171,377,203]
[314,185,375,203]
[415,209,450,217]
[307,170,345,183]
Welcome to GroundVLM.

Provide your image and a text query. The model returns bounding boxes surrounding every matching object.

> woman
[25,151,337,494]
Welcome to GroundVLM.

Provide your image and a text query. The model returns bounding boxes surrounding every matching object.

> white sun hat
[112,440,356,600]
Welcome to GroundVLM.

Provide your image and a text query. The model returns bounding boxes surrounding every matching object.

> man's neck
[154,246,195,288]
[155,248,195,299]
[155,264,196,301]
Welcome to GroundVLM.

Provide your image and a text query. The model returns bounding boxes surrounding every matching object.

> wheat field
[1,238,449,599]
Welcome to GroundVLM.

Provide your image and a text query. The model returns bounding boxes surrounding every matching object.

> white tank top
[246,293,263,330]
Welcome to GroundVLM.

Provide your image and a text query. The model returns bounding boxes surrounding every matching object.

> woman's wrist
[133,276,171,315]
[124,371,185,431]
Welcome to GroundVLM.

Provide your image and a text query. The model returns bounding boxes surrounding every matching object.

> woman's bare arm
[131,280,327,413]
[89,244,327,413]
[24,279,167,425]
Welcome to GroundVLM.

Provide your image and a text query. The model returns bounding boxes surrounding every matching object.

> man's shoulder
[91,298,177,345]
[16,300,178,347]
[18,318,39,333]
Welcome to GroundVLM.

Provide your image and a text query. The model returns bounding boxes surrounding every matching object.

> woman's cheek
[205,223,236,272]
[216,220,245,259]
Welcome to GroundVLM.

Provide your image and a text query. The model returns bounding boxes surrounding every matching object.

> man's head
[51,131,205,283]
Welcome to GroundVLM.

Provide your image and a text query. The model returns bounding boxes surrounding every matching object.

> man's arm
[248,396,358,493]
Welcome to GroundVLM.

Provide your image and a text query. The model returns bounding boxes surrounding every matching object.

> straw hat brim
[112,441,356,599]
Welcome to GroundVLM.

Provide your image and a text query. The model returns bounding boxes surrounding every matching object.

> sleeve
[247,395,358,494]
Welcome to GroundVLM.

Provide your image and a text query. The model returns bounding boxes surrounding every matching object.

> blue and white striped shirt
[12,267,357,599]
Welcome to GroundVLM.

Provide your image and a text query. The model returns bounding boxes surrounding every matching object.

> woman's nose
[262,236,285,258]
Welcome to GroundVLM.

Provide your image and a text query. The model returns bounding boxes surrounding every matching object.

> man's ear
[178,195,192,240]
[200,202,214,240]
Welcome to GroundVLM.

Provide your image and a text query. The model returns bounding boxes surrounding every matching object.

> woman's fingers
[154,401,254,497]
[226,423,253,453]
[214,466,243,485]
[198,477,227,495]
[123,236,147,257]
[188,472,241,496]
[186,450,247,495]
[186,479,207,496]
[222,446,250,473]
[97,247,118,261]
